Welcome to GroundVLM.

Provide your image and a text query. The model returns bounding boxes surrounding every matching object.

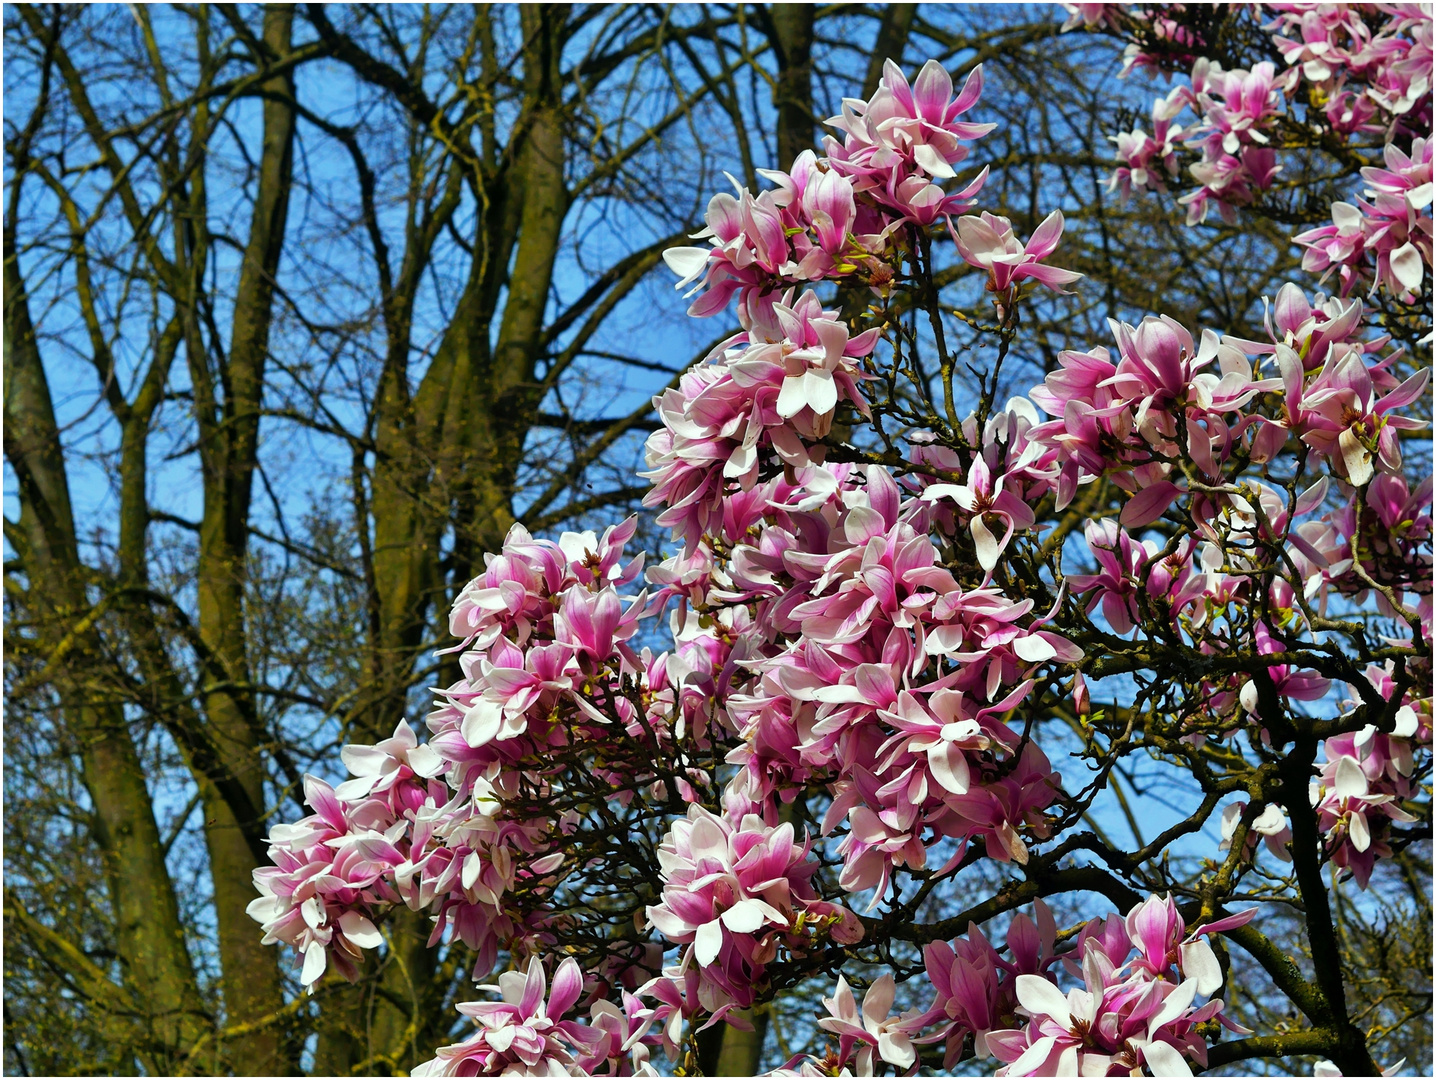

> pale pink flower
[334,719,447,808]
[815,974,923,1071]
[1108,88,1188,201]
[1220,801,1294,863]
[826,60,994,183]
[412,956,601,1076]
[954,210,1082,293]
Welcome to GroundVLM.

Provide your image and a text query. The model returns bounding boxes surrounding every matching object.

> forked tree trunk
[189,7,300,1073]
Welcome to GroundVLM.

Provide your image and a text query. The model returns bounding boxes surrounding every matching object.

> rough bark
[4,213,207,1075]
[312,7,571,1070]
[864,4,917,97]
[188,7,300,1073]
[768,4,816,168]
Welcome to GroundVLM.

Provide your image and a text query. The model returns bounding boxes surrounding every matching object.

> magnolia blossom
[813,974,924,1072]
[1296,138,1433,301]
[954,210,1082,293]
[920,900,1058,1065]
[666,57,999,321]
[1220,801,1293,862]
[986,895,1254,1077]
[1108,88,1187,201]
[1059,2,1116,33]
[825,59,994,186]
[1313,730,1422,889]
[412,957,601,1077]
[645,806,862,1013]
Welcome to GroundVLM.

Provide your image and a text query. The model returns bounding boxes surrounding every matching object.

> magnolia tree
[250,5,1431,1076]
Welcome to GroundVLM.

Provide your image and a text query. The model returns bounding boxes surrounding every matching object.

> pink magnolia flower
[1313,743,1421,888]
[663,180,793,318]
[1122,893,1256,993]
[1190,59,1286,157]
[1059,3,1117,33]
[1106,315,1267,436]
[1286,342,1428,485]
[826,60,994,183]
[579,990,661,1076]
[991,974,1201,1077]
[640,292,877,553]
[920,900,1057,1064]
[461,637,577,749]
[448,523,567,650]
[1219,801,1294,863]
[1224,283,1369,380]
[645,806,855,1008]
[248,775,398,988]
[954,210,1082,293]
[445,520,643,653]
[556,584,641,664]
[559,517,646,589]
[815,974,925,1072]
[921,448,1039,572]
[757,289,881,427]
[987,894,1253,1077]
[1235,623,1332,722]
[1108,89,1188,202]
[799,161,858,256]
[1067,518,1152,635]
[1180,145,1282,225]
[334,719,447,809]
[1296,138,1433,300]
[413,956,601,1076]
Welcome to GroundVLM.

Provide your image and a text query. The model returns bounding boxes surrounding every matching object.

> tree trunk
[315,11,574,1071]
[4,226,207,1075]
[864,5,917,97]
[191,6,300,1073]
[769,5,816,168]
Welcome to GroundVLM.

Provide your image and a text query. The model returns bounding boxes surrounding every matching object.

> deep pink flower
[1286,342,1428,485]
[920,900,1057,1064]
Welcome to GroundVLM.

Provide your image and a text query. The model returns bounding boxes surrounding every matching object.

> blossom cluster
[1310,659,1430,888]
[1295,137,1433,301]
[663,59,993,321]
[643,806,863,1019]
[1027,278,1431,887]
[1074,3,1434,301]
[768,895,1254,1078]
[250,519,672,990]
[983,896,1255,1078]
[250,47,1429,1079]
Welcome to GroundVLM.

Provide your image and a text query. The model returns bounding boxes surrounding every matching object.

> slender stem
[915,229,960,437]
